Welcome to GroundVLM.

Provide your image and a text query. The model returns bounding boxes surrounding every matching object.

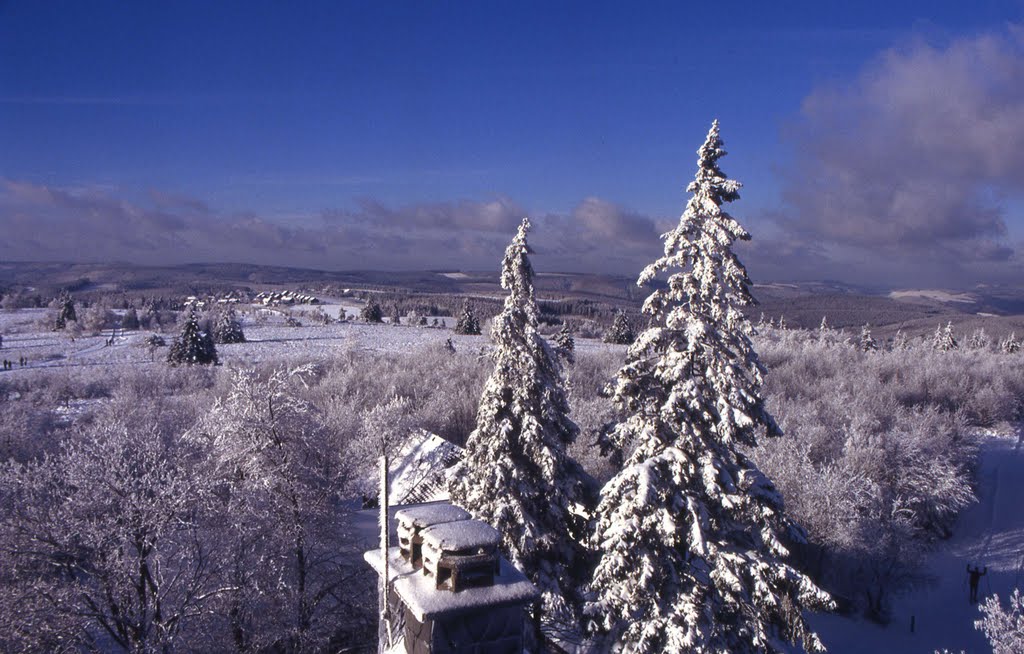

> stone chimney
[365,502,539,653]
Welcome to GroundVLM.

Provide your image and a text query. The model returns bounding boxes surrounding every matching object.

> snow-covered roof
[421,519,500,552]
[364,547,539,621]
[395,503,470,529]
[389,430,462,505]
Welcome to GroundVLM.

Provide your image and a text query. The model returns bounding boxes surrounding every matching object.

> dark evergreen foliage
[54,292,77,331]
[554,323,575,364]
[360,301,383,323]
[213,308,246,344]
[167,307,218,366]
[602,311,635,345]
[453,302,482,335]
[121,307,140,330]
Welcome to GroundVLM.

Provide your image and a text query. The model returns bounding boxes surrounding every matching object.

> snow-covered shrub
[753,331,1008,619]
[79,304,115,335]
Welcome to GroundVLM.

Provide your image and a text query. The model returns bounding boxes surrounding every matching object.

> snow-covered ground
[811,427,1024,653]
[0,307,618,373]
[889,289,977,304]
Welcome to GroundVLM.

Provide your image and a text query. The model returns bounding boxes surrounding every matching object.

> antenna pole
[379,449,392,650]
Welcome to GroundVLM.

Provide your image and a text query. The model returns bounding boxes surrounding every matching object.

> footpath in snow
[811,427,1024,653]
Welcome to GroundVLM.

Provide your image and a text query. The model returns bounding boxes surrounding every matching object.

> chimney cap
[395,503,470,529]
[421,519,500,553]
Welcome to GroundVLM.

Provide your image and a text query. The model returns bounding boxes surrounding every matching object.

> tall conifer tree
[449,218,591,644]
[587,121,831,653]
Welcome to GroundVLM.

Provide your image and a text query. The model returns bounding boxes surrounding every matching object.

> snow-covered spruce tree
[454,301,482,335]
[968,328,991,351]
[53,291,76,330]
[859,323,877,352]
[586,121,831,654]
[604,310,636,345]
[1001,332,1021,354]
[554,322,575,364]
[933,321,958,351]
[892,329,909,351]
[361,300,383,323]
[213,307,246,344]
[449,217,591,646]
[167,306,218,365]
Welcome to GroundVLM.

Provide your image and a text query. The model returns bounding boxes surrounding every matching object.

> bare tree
[0,411,221,653]
[187,367,360,652]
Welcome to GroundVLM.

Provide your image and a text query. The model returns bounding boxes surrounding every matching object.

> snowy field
[0,307,618,373]
[811,427,1024,653]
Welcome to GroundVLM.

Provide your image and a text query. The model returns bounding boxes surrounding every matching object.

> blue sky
[2,1,1024,287]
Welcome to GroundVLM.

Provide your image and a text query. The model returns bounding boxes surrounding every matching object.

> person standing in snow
[968,564,987,603]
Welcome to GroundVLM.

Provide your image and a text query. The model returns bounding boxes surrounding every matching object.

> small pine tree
[819,315,829,332]
[442,337,456,354]
[969,328,991,350]
[933,321,958,351]
[603,311,635,345]
[553,323,575,364]
[391,311,402,326]
[892,329,909,351]
[1001,332,1021,354]
[449,218,591,646]
[213,308,245,344]
[167,307,218,365]
[454,302,482,335]
[360,301,383,323]
[53,291,77,331]
[587,121,831,653]
[860,323,877,352]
